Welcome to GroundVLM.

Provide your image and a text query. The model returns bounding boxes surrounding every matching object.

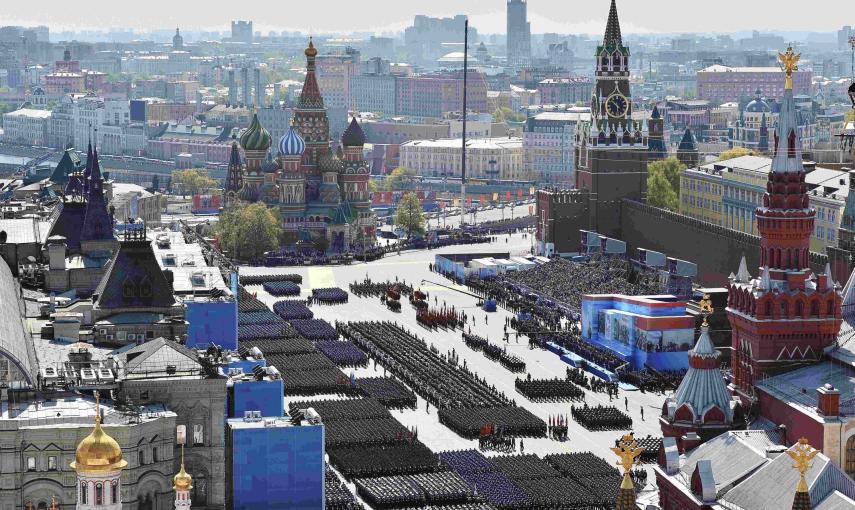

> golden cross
[50,496,58,510]
[699,294,714,327]
[778,46,801,90]
[787,437,818,493]
[94,390,101,425]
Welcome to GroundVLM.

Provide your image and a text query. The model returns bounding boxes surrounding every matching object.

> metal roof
[0,259,37,387]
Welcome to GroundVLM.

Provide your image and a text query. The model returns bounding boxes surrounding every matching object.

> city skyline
[2,0,851,37]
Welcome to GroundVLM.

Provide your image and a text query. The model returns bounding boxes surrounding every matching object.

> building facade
[396,71,488,119]
[537,78,592,106]
[524,111,590,186]
[1,108,51,146]
[679,155,847,252]
[400,137,525,181]
[697,64,812,103]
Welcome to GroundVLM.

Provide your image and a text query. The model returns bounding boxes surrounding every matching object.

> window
[95,483,103,505]
[81,482,88,504]
[846,435,855,478]
[112,481,118,504]
[48,456,56,471]
[26,456,36,471]
[152,447,158,462]
[138,450,145,466]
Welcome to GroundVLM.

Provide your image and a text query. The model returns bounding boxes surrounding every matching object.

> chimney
[817,383,840,417]
[254,68,263,108]
[681,432,702,453]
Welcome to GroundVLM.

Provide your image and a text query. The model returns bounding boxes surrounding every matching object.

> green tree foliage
[170,168,218,196]
[216,202,282,260]
[646,157,685,211]
[718,147,753,161]
[395,192,426,240]
[493,106,526,123]
[384,167,416,191]
[647,170,679,211]
[650,157,685,192]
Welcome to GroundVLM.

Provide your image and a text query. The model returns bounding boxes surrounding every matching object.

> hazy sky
[1,0,848,35]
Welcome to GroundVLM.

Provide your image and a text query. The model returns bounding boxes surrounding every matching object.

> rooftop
[402,137,523,150]
[1,394,173,427]
[4,108,52,119]
[700,65,811,74]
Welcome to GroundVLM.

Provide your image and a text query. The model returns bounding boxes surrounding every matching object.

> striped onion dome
[673,325,732,423]
[239,113,272,152]
[278,126,306,156]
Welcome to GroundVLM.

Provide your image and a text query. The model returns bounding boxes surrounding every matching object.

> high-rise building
[506,0,531,68]
[231,20,253,43]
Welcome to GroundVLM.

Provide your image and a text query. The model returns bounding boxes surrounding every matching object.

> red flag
[506,191,512,200]
[517,188,523,198]
[467,197,472,205]
[479,194,485,204]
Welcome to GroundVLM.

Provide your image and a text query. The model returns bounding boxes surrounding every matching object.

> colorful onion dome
[239,113,272,152]
[341,117,366,147]
[305,37,317,58]
[278,126,306,156]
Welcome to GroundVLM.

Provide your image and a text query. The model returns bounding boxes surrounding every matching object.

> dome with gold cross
[174,446,193,491]
[70,393,127,473]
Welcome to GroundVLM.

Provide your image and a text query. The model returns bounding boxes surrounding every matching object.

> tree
[368,178,380,193]
[384,167,416,191]
[649,157,685,193]
[171,168,218,197]
[718,147,753,161]
[395,192,426,240]
[215,202,282,261]
[647,170,679,211]
[646,157,684,212]
[149,174,160,192]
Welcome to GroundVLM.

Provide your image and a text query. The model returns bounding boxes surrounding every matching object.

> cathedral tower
[726,48,842,402]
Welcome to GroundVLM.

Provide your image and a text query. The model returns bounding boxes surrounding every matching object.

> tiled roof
[93,238,176,310]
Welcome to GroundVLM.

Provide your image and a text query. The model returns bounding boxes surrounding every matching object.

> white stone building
[1,108,51,146]
[400,137,525,181]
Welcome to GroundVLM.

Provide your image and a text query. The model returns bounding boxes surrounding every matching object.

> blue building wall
[227,421,325,510]
[229,379,285,419]
[185,299,238,350]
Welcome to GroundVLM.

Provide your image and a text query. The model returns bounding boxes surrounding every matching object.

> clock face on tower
[606,93,629,118]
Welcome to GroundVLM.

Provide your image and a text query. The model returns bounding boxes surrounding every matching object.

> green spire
[604,0,622,49]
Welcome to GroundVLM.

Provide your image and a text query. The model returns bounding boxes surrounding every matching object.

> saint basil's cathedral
[223,38,375,252]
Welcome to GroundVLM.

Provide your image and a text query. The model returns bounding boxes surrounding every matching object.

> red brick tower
[726,48,843,403]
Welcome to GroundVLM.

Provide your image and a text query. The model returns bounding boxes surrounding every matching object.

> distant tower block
[255,68,264,108]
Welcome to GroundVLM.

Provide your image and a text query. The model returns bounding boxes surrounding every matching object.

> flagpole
[460,18,468,228]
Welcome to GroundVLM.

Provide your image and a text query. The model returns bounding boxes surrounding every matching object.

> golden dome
[70,394,127,474]
[174,446,193,491]
[305,37,317,58]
